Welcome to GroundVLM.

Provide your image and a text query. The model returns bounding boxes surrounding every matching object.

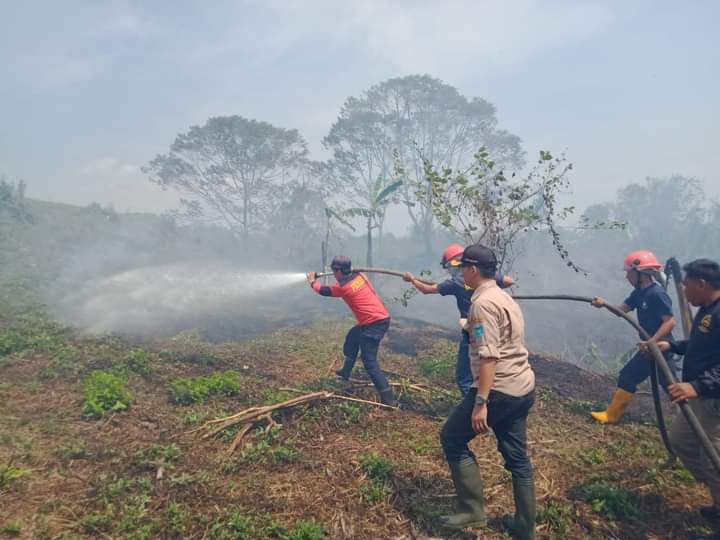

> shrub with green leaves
[359,451,393,482]
[82,370,133,418]
[581,481,640,520]
[284,520,325,540]
[0,462,29,491]
[0,331,26,355]
[169,370,241,405]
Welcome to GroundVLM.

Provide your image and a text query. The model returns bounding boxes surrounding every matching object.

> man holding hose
[306,255,396,406]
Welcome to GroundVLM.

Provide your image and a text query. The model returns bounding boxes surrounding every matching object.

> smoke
[51,263,314,336]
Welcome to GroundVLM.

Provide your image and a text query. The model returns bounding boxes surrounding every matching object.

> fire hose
[314,267,720,474]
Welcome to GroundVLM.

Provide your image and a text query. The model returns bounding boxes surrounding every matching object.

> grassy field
[0,200,714,539]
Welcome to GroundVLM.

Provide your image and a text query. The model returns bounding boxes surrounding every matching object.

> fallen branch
[196,390,396,447]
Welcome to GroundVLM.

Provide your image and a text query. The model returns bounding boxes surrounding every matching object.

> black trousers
[342,318,390,392]
[440,387,535,481]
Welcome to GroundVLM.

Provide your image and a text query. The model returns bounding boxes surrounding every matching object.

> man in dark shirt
[590,250,677,423]
[403,243,512,395]
[656,259,720,537]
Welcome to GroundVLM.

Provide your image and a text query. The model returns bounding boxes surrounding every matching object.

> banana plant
[343,179,403,267]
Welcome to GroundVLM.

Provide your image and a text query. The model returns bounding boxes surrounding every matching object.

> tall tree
[144,116,308,240]
[583,175,719,260]
[324,75,524,256]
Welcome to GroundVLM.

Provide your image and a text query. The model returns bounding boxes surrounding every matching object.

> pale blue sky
[1,0,718,228]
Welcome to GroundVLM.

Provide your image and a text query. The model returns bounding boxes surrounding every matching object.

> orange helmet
[623,250,662,272]
[441,243,465,268]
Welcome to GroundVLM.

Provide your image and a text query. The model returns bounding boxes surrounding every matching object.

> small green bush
[169,371,241,405]
[0,462,30,491]
[581,481,640,520]
[82,370,133,418]
[0,331,26,355]
[283,520,325,540]
[359,451,393,482]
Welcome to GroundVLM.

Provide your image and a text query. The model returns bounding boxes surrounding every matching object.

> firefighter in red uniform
[306,256,396,406]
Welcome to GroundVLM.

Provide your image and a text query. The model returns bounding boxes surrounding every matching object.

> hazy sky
[1,0,718,230]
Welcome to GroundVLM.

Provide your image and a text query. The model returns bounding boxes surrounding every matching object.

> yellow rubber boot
[591,389,635,424]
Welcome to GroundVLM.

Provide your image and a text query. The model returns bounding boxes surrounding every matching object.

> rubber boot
[335,357,356,380]
[378,387,397,407]
[440,458,487,530]
[502,477,536,540]
[591,389,635,424]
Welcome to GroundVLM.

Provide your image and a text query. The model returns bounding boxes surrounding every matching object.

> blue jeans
[618,350,679,393]
[342,318,391,392]
[455,331,473,396]
[440,387,535,481]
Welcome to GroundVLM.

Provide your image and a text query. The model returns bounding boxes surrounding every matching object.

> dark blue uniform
[437,273,505,395]
[670,297,720,397]
[618,282,678,392]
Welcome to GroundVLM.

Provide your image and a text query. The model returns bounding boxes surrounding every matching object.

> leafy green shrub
[283,520,325,540]
[359,451,393,482]
[419,357,453,379]
[536,499,574,535]
[0,462,30,491]
[0,331,26,355]
[169,370,241,405]
[82,370,133,418]
[119,349,153,376]
[581,481,640,520]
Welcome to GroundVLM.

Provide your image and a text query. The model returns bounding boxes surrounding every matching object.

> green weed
[208,512,257,540]
[419,357,453,379]
[132,443,181,470]
[56,441,90,460]
[117,349,153,376]
[0,521,22,537]
[82,369,133,418]
[578,447,608,466]
[169,370,241,405]
[536,499,574,536]
[284,520,325,540]
[181,408,209,425]
[581,481,640,520]
[0,462,29,491]
[359,451,393,482]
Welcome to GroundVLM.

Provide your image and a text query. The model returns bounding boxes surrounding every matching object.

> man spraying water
[306,256,396,406]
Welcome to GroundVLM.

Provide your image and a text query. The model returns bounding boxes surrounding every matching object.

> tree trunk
[366,217,373,268]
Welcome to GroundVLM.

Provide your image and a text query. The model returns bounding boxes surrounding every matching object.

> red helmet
[623,250,662,272]
[441,243,465,268]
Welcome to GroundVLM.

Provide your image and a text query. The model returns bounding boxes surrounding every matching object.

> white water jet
[53,263,309,334]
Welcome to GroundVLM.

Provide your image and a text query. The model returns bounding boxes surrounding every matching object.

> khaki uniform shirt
[466,280,535,397]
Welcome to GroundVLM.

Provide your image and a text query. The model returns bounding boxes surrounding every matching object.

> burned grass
[0,317,715,539]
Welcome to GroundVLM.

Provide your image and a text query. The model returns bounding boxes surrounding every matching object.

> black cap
[330,255,352,274]
[460,244,497,272]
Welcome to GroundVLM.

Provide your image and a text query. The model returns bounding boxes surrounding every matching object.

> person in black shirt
[590,250,677,423]
[656,259,720,537]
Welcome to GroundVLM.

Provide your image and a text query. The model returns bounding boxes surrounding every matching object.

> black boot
[335,357,356,380]
[502,477,536,540]
[440,457,487,530]
[379,387,397,407]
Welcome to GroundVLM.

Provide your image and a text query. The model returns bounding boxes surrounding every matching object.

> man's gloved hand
[591,297,606,308]
[306,272,317,284]
[402,272,414,283]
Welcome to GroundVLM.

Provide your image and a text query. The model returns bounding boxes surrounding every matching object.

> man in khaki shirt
[439,244,536,540]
